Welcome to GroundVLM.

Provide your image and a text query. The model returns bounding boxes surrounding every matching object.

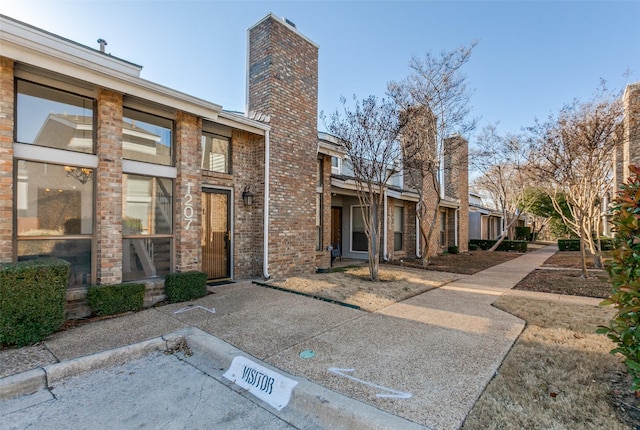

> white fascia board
[386,189,419,202]
[1,15,142,76]
[217,111,270,136]
[318,140,345,158]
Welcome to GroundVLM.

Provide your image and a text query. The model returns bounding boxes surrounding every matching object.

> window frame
[15,78,97,154]
[201,131,231,174]
[394,205,404,252]
[122,106,175,167]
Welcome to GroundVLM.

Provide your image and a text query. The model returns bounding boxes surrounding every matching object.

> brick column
[317,154,332,268]
[96,88,123,284]
[174,111,201,272]
[0,58,14,263]
[248,15,319,277]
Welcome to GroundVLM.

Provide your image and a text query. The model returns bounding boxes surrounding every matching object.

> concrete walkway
[2,244,587,430]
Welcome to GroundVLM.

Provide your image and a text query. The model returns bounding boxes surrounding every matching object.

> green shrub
[0,258,69,346]
[165,271,207,303]
[468,243,479,251]
[447,245,459,254]
[558,238,580,251]
[598,165,640,391]
[515,226,531,241]
[87,283,145,316]
[468,239,527,252]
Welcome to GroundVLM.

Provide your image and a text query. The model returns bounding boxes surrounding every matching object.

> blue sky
[2,1,638,142]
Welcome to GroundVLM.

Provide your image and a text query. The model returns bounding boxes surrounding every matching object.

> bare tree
[323,95,403,281]
[471,124,532,250]
[388,42,477,265]
[528,82,624,275]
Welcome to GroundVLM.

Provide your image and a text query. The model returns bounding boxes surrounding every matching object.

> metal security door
[201,189,231,279]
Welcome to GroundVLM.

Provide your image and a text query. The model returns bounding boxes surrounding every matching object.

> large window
[122,174,173,281]
[16,161,94,286]
[394,206,404,251]
[351,206,367,252]
[123,108,173,166]
[201,132,230,173]
[16,80,94,154]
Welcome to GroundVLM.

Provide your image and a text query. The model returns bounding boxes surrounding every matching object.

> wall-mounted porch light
[242,185,254,206]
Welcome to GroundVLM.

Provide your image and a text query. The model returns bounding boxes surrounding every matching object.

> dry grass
[462,295,630,430]
[268,266,462,312]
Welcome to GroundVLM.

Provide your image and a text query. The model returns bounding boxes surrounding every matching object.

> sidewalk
[1,244,594,429]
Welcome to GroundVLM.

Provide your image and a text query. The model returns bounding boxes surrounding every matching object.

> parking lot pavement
[1,351,296,430]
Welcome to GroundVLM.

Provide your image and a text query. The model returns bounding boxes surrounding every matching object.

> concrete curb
[183,327,429,430]
[0,330,187,401]
[0,368,46,401]
[2,327,428,429]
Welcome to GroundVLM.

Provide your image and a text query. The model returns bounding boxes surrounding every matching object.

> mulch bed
[514,269,611,298]
[390,250,522,275]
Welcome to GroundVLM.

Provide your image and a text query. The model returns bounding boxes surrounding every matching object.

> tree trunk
[579,229,589,278]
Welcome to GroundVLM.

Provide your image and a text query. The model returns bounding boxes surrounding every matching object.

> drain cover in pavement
[299,350,316,359]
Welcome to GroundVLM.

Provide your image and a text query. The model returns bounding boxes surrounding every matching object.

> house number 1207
[184,183,195,230]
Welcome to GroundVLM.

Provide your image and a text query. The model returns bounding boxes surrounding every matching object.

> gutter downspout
[263,130,271,279]
[415,206,421,258]
[383,189,388,261]
[454,207,459,246]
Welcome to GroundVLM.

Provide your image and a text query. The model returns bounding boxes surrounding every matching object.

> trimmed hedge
[0,258,69,346]
[87,283,145,316]
[558,238,614,252]
[447,245,459,255]
[515,226,531,241]
[165,271,208,303]
[468,239,528,252]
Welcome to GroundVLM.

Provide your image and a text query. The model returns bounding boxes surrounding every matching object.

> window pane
[17,80,94,154]
[123,108,173,166]
[123,238,171,281]
[352,206,367,252]
[17,161,94,236]
[201,133,230,173]
[316,193,322,251]
[18,239,92,287]
[394,206,403,251]
[123,174,173,235]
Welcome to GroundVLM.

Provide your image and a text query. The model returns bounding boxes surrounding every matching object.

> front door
[331,207,342,249]
[201,189,231,279]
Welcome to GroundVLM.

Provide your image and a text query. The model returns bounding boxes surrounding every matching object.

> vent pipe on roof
[97,38,107,53]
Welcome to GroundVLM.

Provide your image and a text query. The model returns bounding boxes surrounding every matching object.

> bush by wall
[0,258,69,346]
[468,239,528,252]
[87,283,145,316]
[515,226,531,241]
[598,165,640,391]
[447,245,459,255]
[558,237,614,252]
[558,239,580,251]
[165,271,208,303]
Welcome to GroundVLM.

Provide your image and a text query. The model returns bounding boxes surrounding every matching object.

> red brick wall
[0,58,14,262]
[95,88,123,284]
[175,111,202,272]
[248,16,319,278]
[231,130,265,277]
[316,154,332,268]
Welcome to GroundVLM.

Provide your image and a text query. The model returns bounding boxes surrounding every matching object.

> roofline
[1,14,266,134]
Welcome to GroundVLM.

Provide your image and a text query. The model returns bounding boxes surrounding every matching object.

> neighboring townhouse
[468,192,504,240]
[613,81,640,191]
[317,131,469,263]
